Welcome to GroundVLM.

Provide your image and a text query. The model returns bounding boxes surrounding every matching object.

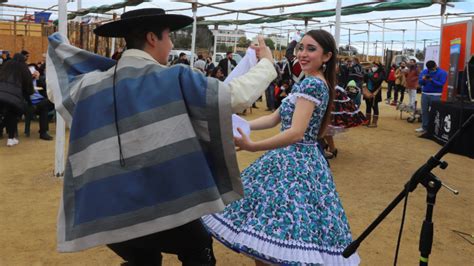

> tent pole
[366,22,370,61]
[362,41,365,61]
[438,0,447,67]
[348,28,351,47]
[54,0,68,177]
[76,0,82,23]
[233,12,239,53]
[402,29,405,55]
[190,2,197,67]
[212,26,218,63]
[374,41,377,58]
[414,19,418,57]
[287,29,290,47]
[110,13,117,56]
[382,19,385,64]
[334,0,342,47]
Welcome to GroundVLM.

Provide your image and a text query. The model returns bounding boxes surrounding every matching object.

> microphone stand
[343,114,474,265]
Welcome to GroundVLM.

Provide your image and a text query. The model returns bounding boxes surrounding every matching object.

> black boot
[365,113,372,127]
[40,132,53,140]
[368,115,378,128]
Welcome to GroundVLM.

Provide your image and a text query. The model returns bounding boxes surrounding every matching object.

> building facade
[252,33,288,49]
[213,29,246,47]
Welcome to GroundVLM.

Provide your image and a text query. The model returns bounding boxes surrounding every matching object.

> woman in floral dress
[202,30,360,265]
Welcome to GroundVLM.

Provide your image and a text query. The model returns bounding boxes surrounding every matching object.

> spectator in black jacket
[363,62,385,128]
[337,59,350,88]
[282,40,305,92]
[217,51,237,78]
[0,53,34,146]
[173,52,190,65]
[348,57,364,88]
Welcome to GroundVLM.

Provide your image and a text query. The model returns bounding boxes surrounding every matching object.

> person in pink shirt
[405,59,420,109]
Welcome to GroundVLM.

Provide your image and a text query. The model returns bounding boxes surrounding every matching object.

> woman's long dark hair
[304,30,337,138]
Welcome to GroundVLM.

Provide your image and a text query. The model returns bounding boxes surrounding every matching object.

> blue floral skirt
[202,143,360,265]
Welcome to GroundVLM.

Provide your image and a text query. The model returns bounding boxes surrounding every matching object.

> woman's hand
[234,127,256,152]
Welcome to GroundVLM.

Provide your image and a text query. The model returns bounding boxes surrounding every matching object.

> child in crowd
[345,79,361,107]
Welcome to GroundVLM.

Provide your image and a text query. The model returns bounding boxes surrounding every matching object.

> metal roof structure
[2,0,469,175]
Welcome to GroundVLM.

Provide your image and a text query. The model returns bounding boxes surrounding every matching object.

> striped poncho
[47,33,243,252]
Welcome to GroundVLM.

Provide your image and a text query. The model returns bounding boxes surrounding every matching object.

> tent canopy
[65,0,435,25]
[67,0,148,19]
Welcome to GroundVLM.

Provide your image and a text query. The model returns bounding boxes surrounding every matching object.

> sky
[1,0,474,55]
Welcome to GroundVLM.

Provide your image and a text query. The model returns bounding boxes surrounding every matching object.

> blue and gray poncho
[47,33,243,252]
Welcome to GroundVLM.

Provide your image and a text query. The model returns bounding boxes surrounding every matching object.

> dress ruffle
[329,87,367,132]
[202,145,360,265]
[287,92,322,106]
[203,214,360,265]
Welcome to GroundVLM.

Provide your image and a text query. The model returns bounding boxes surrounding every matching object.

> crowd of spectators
[0,50,54,147]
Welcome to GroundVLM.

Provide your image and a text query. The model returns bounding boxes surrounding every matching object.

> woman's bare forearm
[249,110,281,130]
[251,128,303,151]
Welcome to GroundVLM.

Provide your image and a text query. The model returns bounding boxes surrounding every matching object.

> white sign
[424,45,440,69]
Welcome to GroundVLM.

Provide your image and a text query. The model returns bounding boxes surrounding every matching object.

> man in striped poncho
[47,8,276,265]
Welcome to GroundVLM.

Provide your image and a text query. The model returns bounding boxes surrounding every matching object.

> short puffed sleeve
[287,77,328,105]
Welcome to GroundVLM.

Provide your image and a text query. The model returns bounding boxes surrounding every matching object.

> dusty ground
[0,94,472,266]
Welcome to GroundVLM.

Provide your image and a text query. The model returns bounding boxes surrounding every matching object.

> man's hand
[32,71,40,79]
[250,36,273,63]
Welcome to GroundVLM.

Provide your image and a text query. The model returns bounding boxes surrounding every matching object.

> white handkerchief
[224,48,258,85]
[232,114,251,138]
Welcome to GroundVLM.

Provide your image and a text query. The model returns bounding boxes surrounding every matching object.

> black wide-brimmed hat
[94,8,193,37]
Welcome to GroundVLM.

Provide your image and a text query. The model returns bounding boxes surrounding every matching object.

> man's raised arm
[224,36,277,113]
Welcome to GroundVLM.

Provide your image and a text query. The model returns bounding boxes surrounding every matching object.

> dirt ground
[0,93,472,266]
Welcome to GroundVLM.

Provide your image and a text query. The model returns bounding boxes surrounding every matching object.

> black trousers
[28,99,54,134]
[394,85,405,103]
[386,81,395,99]
[365,98,379,115]
[2,106,18,139]
[107,219,216,266]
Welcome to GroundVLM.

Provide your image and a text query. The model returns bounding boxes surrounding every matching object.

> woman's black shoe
[325,149,338,159]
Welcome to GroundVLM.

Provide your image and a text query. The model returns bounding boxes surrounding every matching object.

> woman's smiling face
[297,35,327,76]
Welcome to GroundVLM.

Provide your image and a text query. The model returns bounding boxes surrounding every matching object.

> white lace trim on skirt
[202,215,360,266]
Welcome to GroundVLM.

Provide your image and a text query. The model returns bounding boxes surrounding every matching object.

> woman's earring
[322,63,327,72]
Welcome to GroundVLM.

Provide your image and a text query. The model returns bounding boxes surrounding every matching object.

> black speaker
[468,55,474,102]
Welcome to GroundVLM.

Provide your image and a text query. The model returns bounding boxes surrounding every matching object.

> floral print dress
[202,76,360,265]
